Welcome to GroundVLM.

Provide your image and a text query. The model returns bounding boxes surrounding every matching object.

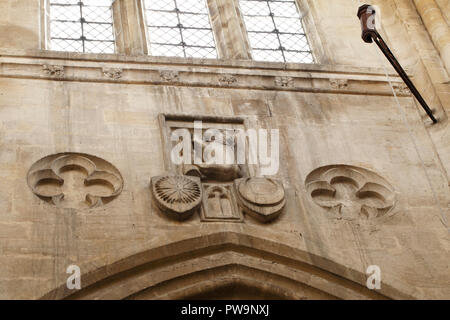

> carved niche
[201,184,241,222]
[27,153,123,210]
[392,83,410,95]
[151,114,286,223]
[305,165,396,221]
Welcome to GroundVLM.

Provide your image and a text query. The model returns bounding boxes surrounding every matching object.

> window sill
[0,48,407,97]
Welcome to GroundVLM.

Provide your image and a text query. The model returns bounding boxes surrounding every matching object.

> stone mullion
[207,0,252,60]
[112,0,148,55]
[40,0,51,50]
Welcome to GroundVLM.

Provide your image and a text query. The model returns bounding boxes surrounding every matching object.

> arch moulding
[40,232,415,300]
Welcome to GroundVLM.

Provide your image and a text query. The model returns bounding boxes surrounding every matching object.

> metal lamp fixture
[357,4,438,124]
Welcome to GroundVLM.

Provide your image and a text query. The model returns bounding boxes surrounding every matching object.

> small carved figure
[200,184,242,222]
[274,76,294,87]
[43,65,65,77]
[219,75,238,85]
[160,70,180,82]
[102,67,123,80]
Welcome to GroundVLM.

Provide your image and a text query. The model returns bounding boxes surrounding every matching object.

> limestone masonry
[0,0,449,300]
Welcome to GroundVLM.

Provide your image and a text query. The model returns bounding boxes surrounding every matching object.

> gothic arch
[41,232,412,300]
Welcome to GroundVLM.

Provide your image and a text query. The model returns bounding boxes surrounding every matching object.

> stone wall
[0,0,448,299]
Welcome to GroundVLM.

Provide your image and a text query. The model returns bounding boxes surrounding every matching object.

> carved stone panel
[200,183,242,222]
[305,165,396,221]
[392,83,411,95]
[151,175,202,221]
[235,177,286,222]
[154,114,285,223]
[159,114,255,181]
[27,153,123,210]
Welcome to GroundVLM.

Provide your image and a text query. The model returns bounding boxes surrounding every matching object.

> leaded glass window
[143,0,217,59]
[239,0,314,63]
[49,0,115,54]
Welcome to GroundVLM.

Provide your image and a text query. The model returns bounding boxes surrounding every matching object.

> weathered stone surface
[0,0,448,300]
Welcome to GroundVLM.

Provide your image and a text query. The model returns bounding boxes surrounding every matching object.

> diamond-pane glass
[151,44,185,57]
[143,0,217,59]
[49,0,115,54]
[51,39,84,53]
[239,0,314,63]
[248,32,279,50]
[148,27,182,44]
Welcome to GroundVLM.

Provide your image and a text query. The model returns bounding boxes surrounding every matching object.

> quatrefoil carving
[27,153,123,209]
[305,165,396,221]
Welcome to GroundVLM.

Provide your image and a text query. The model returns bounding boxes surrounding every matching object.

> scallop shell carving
[151,175,202,220]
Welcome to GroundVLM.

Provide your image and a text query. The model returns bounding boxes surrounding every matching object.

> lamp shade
[357,4,377,43]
